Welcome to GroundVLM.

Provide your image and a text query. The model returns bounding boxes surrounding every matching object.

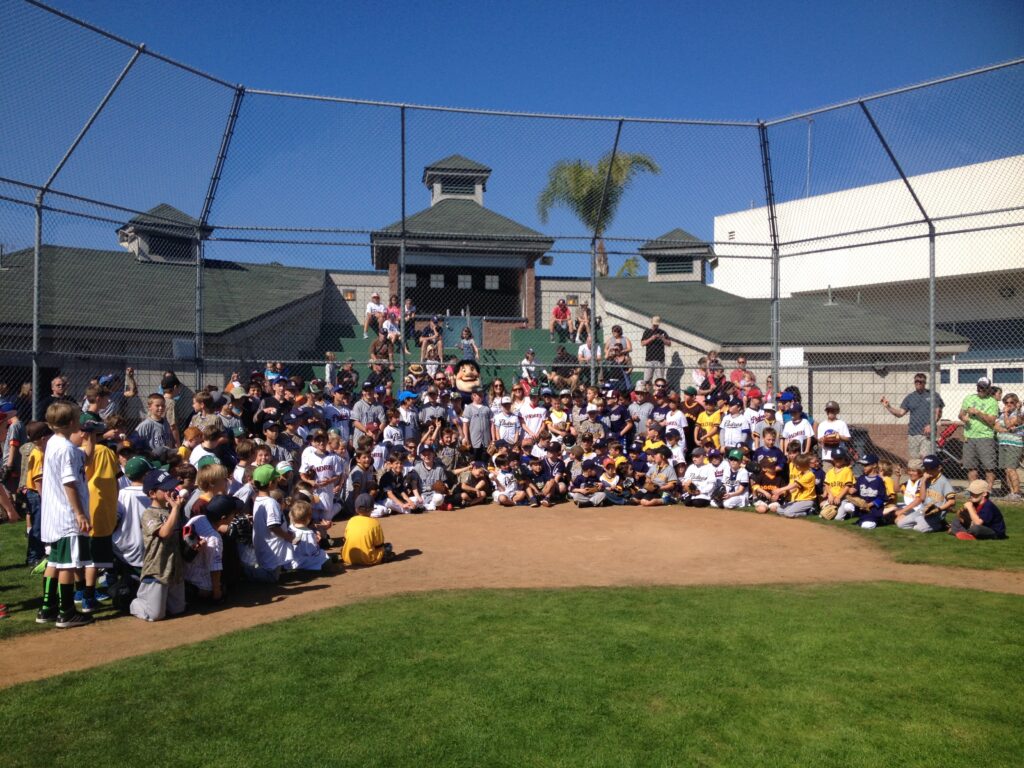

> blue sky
[1,0,1022,274]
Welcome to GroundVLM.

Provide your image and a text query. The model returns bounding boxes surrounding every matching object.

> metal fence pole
[757,122,781,393]
[858,101,936,453]
[197,85,246,388]
[31,196,42,420]
[398,106,407,383]
[590,119,624,385]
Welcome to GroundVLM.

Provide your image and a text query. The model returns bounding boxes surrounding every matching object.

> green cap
[80,411,103,424]
[124,456,154,480]
[196,455,222,469]
[727,448,745,461]
[683,386,698,396]
[252,464,280,486]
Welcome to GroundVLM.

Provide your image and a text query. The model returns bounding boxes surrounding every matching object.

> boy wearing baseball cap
[129,469,188,621]
[342,493,393,566]
[850,455,888,528]
[911,454,958,532]
[950,480,1007,540]
[251,464,294,581]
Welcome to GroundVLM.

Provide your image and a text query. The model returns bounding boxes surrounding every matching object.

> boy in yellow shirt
[769,453,817,518]
[80,414,119,612]
[342,493,394,566]
[695,399,722,450]
[821,447,855,520]
[19,421,52,567]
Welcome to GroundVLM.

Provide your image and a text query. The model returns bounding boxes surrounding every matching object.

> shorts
[907,434,930,461]
[997,442,1023,470]
[962,438,997,471]
[89,535,114,569]
[48,535,93,570]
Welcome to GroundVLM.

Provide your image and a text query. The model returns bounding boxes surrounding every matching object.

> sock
[42,576,57,613]
[84,585,96,601]
[75,580,85,595]
[58,582,75,617]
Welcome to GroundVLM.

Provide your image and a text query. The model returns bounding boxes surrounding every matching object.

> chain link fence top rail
[2,0,1023,463]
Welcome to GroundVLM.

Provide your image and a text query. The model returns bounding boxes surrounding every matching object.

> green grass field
[1,584,1021,767]
[807,501,1023,571]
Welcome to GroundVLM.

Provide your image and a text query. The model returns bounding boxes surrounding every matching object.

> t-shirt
[40,434,89,543]
[645,463,676,490]
[189,445,216,468]
[816,419,851,461]
[605,405,630,440]
[114,485,149,568]
[960,394,999,439]
[900,389,944,436]
[641,327,667,362]
[133,417,175,460]
[752,445,786,471]
[253,495,292,570]
[519,402,548,438]
[682,463,716,497]
[140,505,182,584]
[300,447,345,486]
[493,411,522,443]
[461,403,492,448]
[289,527,329,571]
[781,419,814,448]
[628,402,654,433]
[24,446,44,493]
[415,461,447,490]
[365,300,386,318]
[696,411,722,448]
[824,465,855,500]
[975,499,1006,537]
[996,408,1024,447]
[183,513,223,590]
[721,464,750,494]
[922,472,955,512]
[86,443,120,537]
[789,470,817,502]
[719,413,751,449]
[342,514,386,566]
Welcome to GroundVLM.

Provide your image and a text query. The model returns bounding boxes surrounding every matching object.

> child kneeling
[130,470,190,622]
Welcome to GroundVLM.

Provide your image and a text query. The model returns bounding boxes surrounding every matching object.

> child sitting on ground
[492,456,527,506]
[820,448,855,520]
[752,457,784,514]
[950,480,1007,540]
[894,459,928,530]
[287,500,331,570]
[768,453,817,518]
[342,493,393,566]
[851,454,889,529]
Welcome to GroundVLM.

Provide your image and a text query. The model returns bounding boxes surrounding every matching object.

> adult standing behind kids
[640,316,670,385]
[881,372,944,461]
[958,376,1000,491]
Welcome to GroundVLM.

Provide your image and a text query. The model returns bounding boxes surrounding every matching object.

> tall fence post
[197,84,246,387]
[398,105,407,384]
[590,119,624,385]
[757,122,781,395]
[858,101,936,452]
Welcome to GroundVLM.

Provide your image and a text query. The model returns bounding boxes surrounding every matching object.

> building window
[402,273,417,289]
[957,368,987,385]
[457,275,472,290]
[430,274,444,289]
[992,367,1023,384]
[939,369,950,385]
[657,256,694,275]
[485,275,499,290]
[441,178,475,195]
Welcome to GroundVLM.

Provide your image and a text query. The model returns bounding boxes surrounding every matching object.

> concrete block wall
[324,271,390,325]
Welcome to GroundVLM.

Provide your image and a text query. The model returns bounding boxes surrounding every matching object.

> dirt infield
[2,505,1022,688]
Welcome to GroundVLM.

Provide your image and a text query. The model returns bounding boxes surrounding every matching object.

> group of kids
[0,363,1008,628]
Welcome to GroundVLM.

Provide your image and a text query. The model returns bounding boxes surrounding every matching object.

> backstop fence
[1,0,1022,459]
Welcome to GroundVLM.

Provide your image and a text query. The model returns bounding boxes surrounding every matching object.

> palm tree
[615,256,641,278]
[537,152,659,276]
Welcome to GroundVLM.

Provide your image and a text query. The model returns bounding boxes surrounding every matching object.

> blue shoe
[95,591,112,605]
[79,596,99,614]
[74,590,85,608]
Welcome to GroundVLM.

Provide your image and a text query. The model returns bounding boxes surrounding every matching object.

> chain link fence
[2,0,1022,476]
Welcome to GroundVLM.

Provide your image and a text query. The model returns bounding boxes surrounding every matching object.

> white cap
[586,403,598,412]
[499,396,512,404]
[763,402,777,411]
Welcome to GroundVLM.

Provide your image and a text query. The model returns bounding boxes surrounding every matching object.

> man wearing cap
[816,401,851,467]
[957,377,1000,490]
[640,316,671,385]
[881,373,945,462]
[550,298,572,343]
[363,291,386,339]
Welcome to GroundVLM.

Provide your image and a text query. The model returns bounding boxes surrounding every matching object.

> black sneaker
[55,612,94,629]
[35,608,58,624]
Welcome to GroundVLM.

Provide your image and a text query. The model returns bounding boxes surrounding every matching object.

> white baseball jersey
[41,434,90,543]
[253,495,292,570]
[493,411,522,443]
[114,485,149,567]
[183,513,223,591]
[816,418,851,461]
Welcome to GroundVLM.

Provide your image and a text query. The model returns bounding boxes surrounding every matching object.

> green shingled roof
[374,198,553,244]
[422,154,492,175]
[597,278,966,348]
[639,228,706,251]
[0,247,325,335]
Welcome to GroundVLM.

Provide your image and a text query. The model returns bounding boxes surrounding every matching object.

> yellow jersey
[696,410,722,448]
[26,447,44,493]
[791,470,817,502]
[824,466,854,500]
[342,514,385,566]
[86,444,120,537]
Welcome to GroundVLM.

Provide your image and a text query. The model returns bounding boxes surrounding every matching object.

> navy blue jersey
[855,474,887,510]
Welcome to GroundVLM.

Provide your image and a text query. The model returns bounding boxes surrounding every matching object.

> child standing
[38,402,93,628]
[129,469,188,622]
[80,415,119,612]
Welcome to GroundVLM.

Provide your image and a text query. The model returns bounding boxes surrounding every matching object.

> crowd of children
[0,354,1013,626]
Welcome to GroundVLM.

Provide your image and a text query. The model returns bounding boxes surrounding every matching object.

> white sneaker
[363,332,368,339]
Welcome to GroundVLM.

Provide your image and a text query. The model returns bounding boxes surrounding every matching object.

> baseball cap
[494,439,510,449]
[371,291,380,298]
[97,374,115,386]
[540,387,553,396]
[142,469,178,494]
[907,458,923,471]
[594,438,608,449]
[355,492,375,511]
[832,447,850,461]
[747,388,763,399]
[419,443,435,453]
[80,411,103,424]
[195,455,221,469]
[665,429,681,438]
[375,385,387,395]
[779,392,795,402]
[79,418,106,434]
[763,402,777,411]
[691,447,706,457]
[683,386,698,396]
[921,454,941,470]
[727,448,744,461]
[634,381,647,392]
[471,460,486,469]
[500,396,512,405]
[858,453,879,466]
[585,403,598,412]
[124,456,154,480]
[977,376,992,387]
[275,461,294,475]
[205,494,244,521]
[628,442,644,453]
[362,381,374,390]
[581,459,597,471]
[308,380,323,394]
[252,464,281,485]
[526,347,535,354]
[707,448,722,459]
[546,443,563,453]
[789,405,803,416]
[559,389,571,396]
[967,479,990,495]
[729,397,743,407]
[824,401,840,412]
[602,457,616,468]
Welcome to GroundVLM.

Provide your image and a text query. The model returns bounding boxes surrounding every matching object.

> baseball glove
[921,503,941,517]
[432,481,449,495]
[849,496,873,510]
[820,503,839,520]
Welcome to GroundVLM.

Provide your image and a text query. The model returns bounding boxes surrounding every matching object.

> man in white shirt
[362,291,386,339]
